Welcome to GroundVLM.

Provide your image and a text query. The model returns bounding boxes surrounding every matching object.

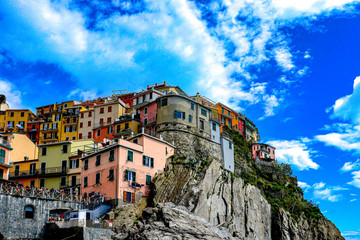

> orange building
[8,159,39,188]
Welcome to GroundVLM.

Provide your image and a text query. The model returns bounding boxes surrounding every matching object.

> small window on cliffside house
[189,115,192,123]
[24,205,35,219]
[212,123,216,131]
[229,142,232,150]
[199,119,205,131]
[161,98,168,107]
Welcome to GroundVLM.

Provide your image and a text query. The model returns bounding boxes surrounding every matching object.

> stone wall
[0,194,80,239]
[156,122,222,163]
[83,227,115,240]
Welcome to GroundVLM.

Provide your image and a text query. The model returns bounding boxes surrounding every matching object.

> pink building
[252,143,276,162]
[0,134,12,180]
[80,133,174,205]
[139,101,157,136]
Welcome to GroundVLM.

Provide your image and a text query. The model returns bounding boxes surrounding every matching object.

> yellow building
[1,132,38,163]
[112,117,141,139]
[60,103,86,142]
[9,159,39,188]
[0,109,35,133]
[38,139,95,190]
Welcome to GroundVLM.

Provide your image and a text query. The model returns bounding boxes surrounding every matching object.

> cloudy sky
[1,0,360,238]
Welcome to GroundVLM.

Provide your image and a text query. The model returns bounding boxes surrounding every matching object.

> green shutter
[182,112,185,120]
[0,149,5,164]
[125,170,128,181]
[143,156,146,165]
[133,172,136,182]
[174,110,178,119]
[150,158,154,168]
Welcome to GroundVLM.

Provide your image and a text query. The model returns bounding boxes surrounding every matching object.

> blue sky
[1,0,360,238]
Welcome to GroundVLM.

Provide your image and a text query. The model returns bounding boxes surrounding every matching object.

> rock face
[115,203,232,240]
[272,209,344,240]
[153,160,272,239]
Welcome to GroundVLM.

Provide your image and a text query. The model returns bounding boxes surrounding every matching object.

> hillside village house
[80,133,174,205]
[252,143,276,162]
[9,159,39,188]
[1,132,38,163]
[0,134,12,180]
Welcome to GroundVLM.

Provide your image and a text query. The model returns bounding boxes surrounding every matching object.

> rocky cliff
[112,128,344,240]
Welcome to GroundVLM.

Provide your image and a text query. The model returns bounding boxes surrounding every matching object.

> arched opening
[24,205,35,219]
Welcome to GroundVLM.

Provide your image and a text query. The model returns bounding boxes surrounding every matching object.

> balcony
[38,167,68,176]
[113,128,132,137]
[41,127,58,132]
[0,138,11,148]
[62,111,79,117]
[9,169,38,179]
[39,136,58,142]
[59,178,81,189]
[63,120,77,125]
[27,127,38,132]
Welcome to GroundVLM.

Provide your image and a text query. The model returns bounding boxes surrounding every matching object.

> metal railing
[39,136,58,141]
[0,184,82,202]
[0,138,11,147]
[9,169,38,178]
[38,166,68,175]
[60,178,81,188]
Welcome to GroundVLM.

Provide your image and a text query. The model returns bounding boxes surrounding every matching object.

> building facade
[0,134,12,180]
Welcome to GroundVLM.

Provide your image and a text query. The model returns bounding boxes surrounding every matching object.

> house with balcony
[26,120,42,144]
[1,132,38,163]
[9,158,39,187]
[112,116,141,139]
[245,117,260,143]
[0,134,13,180]
[0,109,35,133]
[80,133,174,205]
[252,143,276,164]
[38,139,96,190]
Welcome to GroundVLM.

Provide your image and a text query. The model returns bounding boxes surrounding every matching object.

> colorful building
[78,109,94,140]
[26,120,42,144]
[245,117,260,142]
[112,117,141,140]
[80,134,174,204]
[0,134,12,180]
[252,143,276,162]
[0,109,35,133]
[1,132,38,163]
[38,139,96,190]
[138,101,157,136]
[9,159,39,188]
[147,82,188,96]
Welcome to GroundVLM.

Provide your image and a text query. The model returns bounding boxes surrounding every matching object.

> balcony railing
[38,167,68,175]
[9,169,38,178]
[0,138,11,148]
[60,178,81,188]
[41,127,58,131]
[113,128,132,137]
[39,136,58,141]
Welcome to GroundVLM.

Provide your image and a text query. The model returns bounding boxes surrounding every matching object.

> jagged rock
[113,203,233,240]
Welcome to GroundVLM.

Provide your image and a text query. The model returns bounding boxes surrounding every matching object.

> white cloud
[342,231,360,237]
[67,89,98,101]
[298,181,311,192]
[350,198,357,202]
[274,47,295,71]
[340,160,360,172]
[348,170,360,188]
[311,181,348,202]
[266,139,319,170]
[0,80,22,109]
[313,182,326,189]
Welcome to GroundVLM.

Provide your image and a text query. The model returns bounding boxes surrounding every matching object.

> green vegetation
[228,128,323,220]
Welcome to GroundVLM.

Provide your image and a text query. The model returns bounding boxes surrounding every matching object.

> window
[66,137,70,141]
[21,112,25,117]
[133,139,138,144]
[41,147,47,156]
[108,106,112,112]
[0,149,5,164]
[79,133,83,139]
[53,123,58,129]
[10,112,14,117]
[108,126,113,134]
[143,156,154,168]
[96,173,101,184]
[161,98,168,107]
[222,108,224,114]
[95,155,101,166]
[212,123,217,131]
[84,160,88,170]
[73,117,77,123]
[55,114,60,121]
[100,107,104,113]
[142,95,146,102]
[62,144,68,153]
[125,123,129,129]
[123,191,135,203]
[64,103,68,108]
[30,180,35,188]
[88,132,92,138]
[174,111,185,119]
[109,150,115,161]
[70,159,79,169]
[146,175,152,185]
[107,117,111,123]
[108,169,114,181]
[228,110,230,116]
[144,107,148,115]
[166,147,168,155]
[60,177,66,187]
[80,122,83,128]
[84,177,88,188]
[81,113,84,118]
[124,170,136,181]
[201,108,207,117]
[97,129,101,137]
[191,103,194,110]
[127,151,133,162]
[0,169,3,179]
[7,121,14,127]
[39,179,45,188]
[189,115,192,123]
[88,112,92,117]
[229,142,232,150]
[144,118,148,125]
[24,205,35,219]
[199,119,205,131]
[100,118,104,124]
[150,92,153,99]
[88,121,91,127]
